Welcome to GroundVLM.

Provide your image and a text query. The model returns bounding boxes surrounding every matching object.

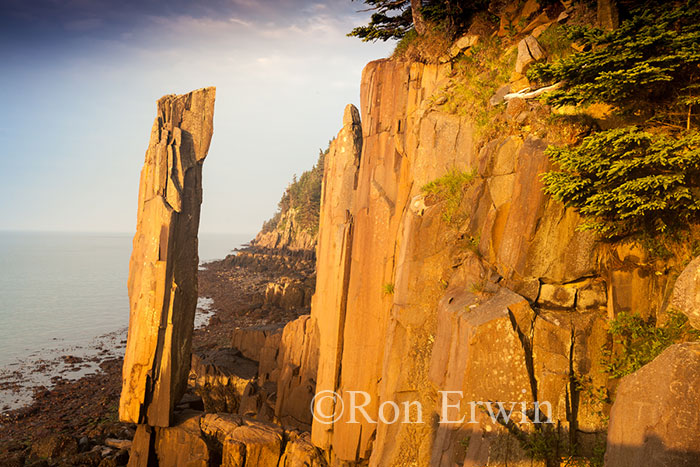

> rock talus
[119,87,216,427]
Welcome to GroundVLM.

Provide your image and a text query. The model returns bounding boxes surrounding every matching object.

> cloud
[229,17,252,27]
[64,17,103,31]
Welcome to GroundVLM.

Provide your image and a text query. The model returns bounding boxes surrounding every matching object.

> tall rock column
[309,104,362,450]
[119,87,216,427]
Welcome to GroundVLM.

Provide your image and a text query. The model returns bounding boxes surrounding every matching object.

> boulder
[280,431,327,466]
[605,343,700,466]
[449,34,480,57]
[264,280,309,310]
[30,434,78,461]
[189,348,259,414]
[489,84,511,106]
[119,87,216,427]
[200,413,284,466]
[670,256,700,329]
[154,411,211,467]
[515,35,545,74]
[104,439,132,451]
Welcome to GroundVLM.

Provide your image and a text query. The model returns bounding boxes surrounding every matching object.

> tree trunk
[411,0,427,35]
[597,0,619,30]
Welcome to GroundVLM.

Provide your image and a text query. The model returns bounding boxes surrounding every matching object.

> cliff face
[253,149,325,254]
[252,208,317,252]
[301,55,679,466]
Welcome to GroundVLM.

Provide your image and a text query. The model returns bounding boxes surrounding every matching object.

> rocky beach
[0,245,315,466]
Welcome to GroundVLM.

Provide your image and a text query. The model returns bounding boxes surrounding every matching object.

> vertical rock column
[119,87,216,428]
[309,104,362,449]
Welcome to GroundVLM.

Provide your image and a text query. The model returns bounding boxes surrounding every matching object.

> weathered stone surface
[280,432,327,466]
[605,343,700,466]
[252,208,317,252]
[264,280,309,309]
[489,84,511,106]
[200,413,284,466]
[154,411,210,466]
[310,104,362,450]
[670,256,700,329]
[127,425,153,467]
[505,97,529,122]
[30,434,78,461]
[189,348,258,414]
[231,324,284,362]
[307,58,602,465]
[537,283,576,309]
[430,287,537,467]
[303,52,676,466]
[533,311,609,435]
[129,411,305,466]
[497,0,540,37]
[607,244,666,320]
[275,314,319,431]
[258,330,283,384]
[449,34,480,57]
[577,280,607,311]
[515,35,545,74]
[597,0,619,31]
[120,87,216,427]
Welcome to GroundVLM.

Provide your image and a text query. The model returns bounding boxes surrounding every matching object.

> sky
[0,0,394,235]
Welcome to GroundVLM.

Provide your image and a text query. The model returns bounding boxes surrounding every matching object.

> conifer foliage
[530,1,700,239]
[261,147,327,235]
[542,128,700,237]
[528,1,700,122]
[347,0,486,41]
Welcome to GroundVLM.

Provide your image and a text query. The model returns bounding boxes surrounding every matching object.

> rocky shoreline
[0,246,314,467]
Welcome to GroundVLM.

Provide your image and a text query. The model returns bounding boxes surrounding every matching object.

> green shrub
[382,282,395,295]
[532,2,700,243]
[535,24,572,61]
[393,29,418,57]
[422,168,477,224]
[528,2,700,124]
[542,127,700,238]
[602,310,700,379]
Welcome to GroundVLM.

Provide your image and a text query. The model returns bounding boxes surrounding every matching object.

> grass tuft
[422,168,477,225]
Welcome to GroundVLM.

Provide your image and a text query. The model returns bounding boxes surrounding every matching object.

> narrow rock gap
[567,326,580,454]
[507,310,538,401]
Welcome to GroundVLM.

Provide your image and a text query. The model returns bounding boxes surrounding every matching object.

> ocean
[0,231,251,410]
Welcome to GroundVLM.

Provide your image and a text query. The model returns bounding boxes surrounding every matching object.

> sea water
[0,231,250,410]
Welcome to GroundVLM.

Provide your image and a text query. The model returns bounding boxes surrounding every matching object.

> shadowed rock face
[605,343,700,467]
[119,87,216,427]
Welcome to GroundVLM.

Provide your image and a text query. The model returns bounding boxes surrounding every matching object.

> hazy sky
[0,0,393,235]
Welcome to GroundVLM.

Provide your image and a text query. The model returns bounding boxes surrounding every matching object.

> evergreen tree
[528,1,700,127]
[347,0,487,41]
[531,1,700,239]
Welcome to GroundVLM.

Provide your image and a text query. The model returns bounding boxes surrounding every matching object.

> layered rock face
[120,87,216,427]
